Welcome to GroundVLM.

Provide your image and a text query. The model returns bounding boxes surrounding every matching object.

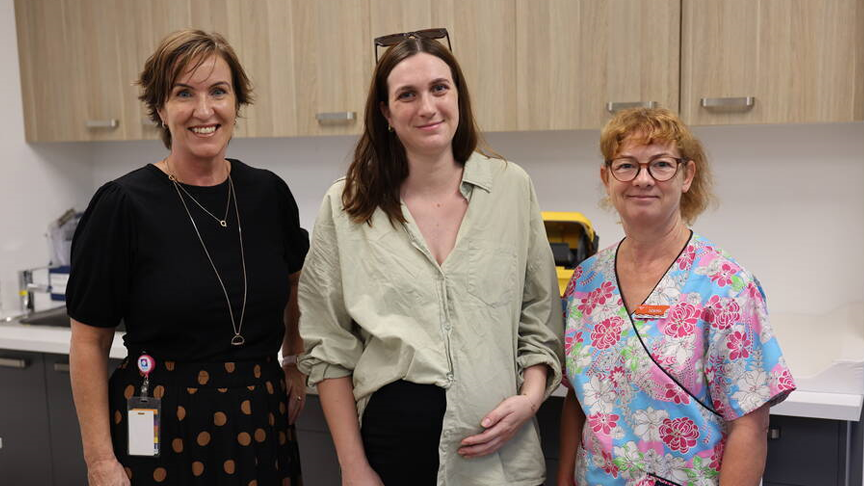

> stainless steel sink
[19,306,71,327]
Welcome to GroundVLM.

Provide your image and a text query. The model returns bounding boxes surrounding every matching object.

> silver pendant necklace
[167,160,248,346]
[167,159,232,228]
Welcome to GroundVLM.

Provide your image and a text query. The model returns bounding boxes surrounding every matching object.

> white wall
[0,0,94,314]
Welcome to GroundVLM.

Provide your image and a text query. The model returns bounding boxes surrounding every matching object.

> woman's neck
[620,216,690,266]
[163,152,229,186]
[401,149,462,198]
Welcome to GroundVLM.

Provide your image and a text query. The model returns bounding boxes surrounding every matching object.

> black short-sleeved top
[67,159,309,362]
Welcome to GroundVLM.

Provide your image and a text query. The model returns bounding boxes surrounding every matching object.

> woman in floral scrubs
[557,108,795,486]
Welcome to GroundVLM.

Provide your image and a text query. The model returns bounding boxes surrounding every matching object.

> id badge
[127,396,161,456]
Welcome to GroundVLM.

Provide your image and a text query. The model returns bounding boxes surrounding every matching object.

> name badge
[127,397,161,457]
[633,304,670,319]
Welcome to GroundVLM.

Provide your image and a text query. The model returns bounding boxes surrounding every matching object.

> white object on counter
[0,321,125,359]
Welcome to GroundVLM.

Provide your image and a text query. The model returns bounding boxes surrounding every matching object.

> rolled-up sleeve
[516,178,564,399]
[297,187,363,385]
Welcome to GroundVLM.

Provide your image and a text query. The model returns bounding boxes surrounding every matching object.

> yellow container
[542,211,598,296]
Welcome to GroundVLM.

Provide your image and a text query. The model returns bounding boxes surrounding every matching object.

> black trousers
[361,380,446,486]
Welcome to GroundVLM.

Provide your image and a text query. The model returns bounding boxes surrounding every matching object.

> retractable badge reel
[128,353,161,457]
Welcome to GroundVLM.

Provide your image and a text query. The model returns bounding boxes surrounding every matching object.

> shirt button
[446,372,454,380]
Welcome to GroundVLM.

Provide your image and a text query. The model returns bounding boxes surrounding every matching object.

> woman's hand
[86,458,130,486]
[283,363,307,424]
[341,463,384,486]
[458,394,539,458]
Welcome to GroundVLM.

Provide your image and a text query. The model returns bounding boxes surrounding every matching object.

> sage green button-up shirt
[298,153,563,486]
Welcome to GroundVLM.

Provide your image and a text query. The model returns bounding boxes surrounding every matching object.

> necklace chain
[166,158,232,228]
[168,160,248,346]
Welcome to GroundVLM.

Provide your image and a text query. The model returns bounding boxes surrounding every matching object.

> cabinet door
[289,0,372,136]
[0,351,52,485]
[516,0,680,130]
[371,0,518,133]
[762,415,846,486]
[681,0,863,125]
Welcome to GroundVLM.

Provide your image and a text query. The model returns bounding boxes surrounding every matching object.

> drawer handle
[316,112,356,124]
[0,358,29,369]
[606,101,658,113]
[768,427,781,440]
[700,97,755,110]
[85,119,119,129]
[53,362,70,373]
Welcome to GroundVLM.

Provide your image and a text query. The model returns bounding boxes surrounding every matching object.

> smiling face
[157,55,236,162]
[380,52,459,159]
[602,136,696,229]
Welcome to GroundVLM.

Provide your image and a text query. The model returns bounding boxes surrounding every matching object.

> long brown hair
[342,37,493,225]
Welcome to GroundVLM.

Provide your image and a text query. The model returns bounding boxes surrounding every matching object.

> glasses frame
[605,157,686,182]
[374,28,451,62]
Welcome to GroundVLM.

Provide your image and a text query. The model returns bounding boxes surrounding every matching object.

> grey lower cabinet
[0,350,121,486]
[0,350,53,486]
[762,414,856,486]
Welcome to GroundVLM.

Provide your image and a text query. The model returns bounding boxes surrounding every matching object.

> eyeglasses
[605,156,685,182]
[374,28,451,62]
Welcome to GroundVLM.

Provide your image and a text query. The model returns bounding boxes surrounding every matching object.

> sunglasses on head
[374,28,451,62]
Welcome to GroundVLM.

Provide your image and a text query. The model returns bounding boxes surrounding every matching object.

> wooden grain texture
[516,0,679,130]
[681,0,861,125]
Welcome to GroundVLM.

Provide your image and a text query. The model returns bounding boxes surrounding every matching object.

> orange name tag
[633,305,670,318]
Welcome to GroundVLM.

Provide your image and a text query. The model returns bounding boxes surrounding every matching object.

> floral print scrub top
[564,232,795,486]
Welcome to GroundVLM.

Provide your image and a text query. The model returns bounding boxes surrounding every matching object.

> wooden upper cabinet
[516,0,679,130]
[681,0,864,125]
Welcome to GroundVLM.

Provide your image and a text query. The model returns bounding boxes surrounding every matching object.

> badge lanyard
[127,353,161,457]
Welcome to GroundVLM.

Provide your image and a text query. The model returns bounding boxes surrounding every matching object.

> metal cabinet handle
[316,112,356,124]
[700,97,755,110]
[768,427,781,440]
[53,362,70,373]
[0,358,29,369]
[606,101,658,113]
[85,119,119,129]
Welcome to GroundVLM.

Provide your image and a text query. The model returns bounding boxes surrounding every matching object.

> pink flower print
[634,479,656,486]
[663,383,691,405]
[709,438,725,471]
[663,302,700,337]
[574,265,584,280]
[609,365,627,388]
[600,450,619,478]
[564,331,584,355]
[564,276,578,299]
[659,417,700,454]
[596,281,616,305]
[704,296,741,330]
[678,244,696,270]
[577,290,599,316]
[591,316,624,349]
[746,281,765,304]
[588,412,620,436]
[774,369,796,392]
[726,330,751,360]
[709,262,739,287]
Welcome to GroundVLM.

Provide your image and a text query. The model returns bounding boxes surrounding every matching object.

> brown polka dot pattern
[225,362,235,373]
[187,387,198,394]
[172,438,183,453]
[153,385,165,399]
[214,411,227,426]
[177,406,186,421]
[247,384,256,391]
[198,370,210,385]
[249,480,258,486]
[268,412,275,426]
[165,361,175,371]
[197,431,211,446]
[279,402,286,414]
[192,461,205,476]
[114,410,122,424]
[253,364,261,378]
[237,431,252,446]
[218,387,228,393]
[279,431,287,445]
[241,400,252,415]
[123,385,135,400]
[153,467,167,482]
[224,459,236,474]
[254,428,267,442]
[266,381,274,394]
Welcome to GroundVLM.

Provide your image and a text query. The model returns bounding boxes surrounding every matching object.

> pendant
[219,220,227,227]
[231,334,245,346]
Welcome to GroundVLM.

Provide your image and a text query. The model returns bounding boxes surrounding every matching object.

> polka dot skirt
[108,355,302,485]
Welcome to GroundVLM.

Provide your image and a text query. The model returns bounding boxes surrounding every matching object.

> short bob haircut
[600,107,715,225]
[137,29,253,149]
[342,36,495,225]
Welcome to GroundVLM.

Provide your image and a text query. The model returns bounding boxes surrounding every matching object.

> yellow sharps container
[542,211,599,296]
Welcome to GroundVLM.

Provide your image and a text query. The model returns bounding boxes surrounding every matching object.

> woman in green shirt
[298,31,563,486]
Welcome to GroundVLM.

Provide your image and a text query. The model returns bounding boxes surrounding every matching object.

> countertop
[1,320,861,422]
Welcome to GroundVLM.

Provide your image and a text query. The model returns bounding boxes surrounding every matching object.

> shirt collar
[459,152,494,199]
